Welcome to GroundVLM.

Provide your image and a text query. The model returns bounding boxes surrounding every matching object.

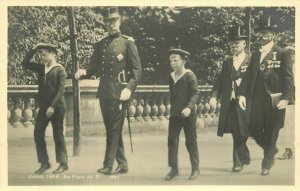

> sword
[119,70,134,154]
[126,100,133,154]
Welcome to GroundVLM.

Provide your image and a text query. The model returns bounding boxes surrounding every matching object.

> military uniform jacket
[239,44,294,103]
[211,53,251,137]
[86,32,142,99]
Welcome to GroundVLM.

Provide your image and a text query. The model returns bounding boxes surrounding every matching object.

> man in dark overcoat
[210,26,251,172]
[75,7,142,175]
[238,15,294,176]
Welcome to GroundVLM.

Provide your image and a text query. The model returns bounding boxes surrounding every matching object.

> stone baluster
[143,95,151,121]
[197,98,204,119]
[7,97,14,126]
[158,94,166,120]
[216,101,221,117]
[128,99,136,122]
[196,98,204,128]
[209,96,217,118]
[33,101,40,124]
[165,94,171,119]
[135,96,144,122]
[151,94,158,121]
[203,98,211,118]
[23,97,34,127]
[11,97,24,128]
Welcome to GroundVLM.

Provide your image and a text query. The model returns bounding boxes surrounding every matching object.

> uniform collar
[171,68,192,84]
[45,63,62,74]
[109,31,122,38]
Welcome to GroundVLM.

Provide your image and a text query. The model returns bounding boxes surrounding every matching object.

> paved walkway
[8,127,295,186]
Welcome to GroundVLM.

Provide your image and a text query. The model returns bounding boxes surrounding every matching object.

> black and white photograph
[1,0,299,189]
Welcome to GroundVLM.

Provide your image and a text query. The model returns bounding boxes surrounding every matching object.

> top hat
[258,14,277,32]
[102,7,121,21]
[228,25,247,41]
[168,48,191,58]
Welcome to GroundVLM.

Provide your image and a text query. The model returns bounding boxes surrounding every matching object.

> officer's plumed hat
[228,25,247,41]
[102,7,121,21]
[168,48,190,59]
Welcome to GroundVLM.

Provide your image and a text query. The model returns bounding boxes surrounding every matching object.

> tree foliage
[8,6,295,85]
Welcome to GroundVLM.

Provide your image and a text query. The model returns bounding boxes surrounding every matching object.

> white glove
[239,96,247,111]
[181,108,191,118]
[75,69,87,80]
[277,100,289,109]
[209,97,217,109]
[46,107,55,119]
[120,88,132,101]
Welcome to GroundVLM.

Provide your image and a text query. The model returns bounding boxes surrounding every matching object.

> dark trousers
[34,106,68,164]
[226,100,250,167]
[100,98,128,170]
[168,113,199,170]
[251,75,285,170]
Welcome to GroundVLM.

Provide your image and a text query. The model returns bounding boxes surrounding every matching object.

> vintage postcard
[0,0,299,191]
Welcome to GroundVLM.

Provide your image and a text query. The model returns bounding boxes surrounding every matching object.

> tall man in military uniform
[75,7,142,175]
[238,16,294,176]
[209,26,251,173]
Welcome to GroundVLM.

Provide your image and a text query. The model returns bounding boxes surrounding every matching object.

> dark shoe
[232,165,243,172]
[35,162,51,174]
[52,163,68,174]
[243,156,251,165]
[97,167,112,175]
[278,148,293,160]
[188,169,200,180]
[261,169,270,176]
[164,168,179,181]
[113,167,128,174]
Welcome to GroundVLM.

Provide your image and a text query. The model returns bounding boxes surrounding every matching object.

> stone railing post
[22,97,34,127]
[11,96,24,128]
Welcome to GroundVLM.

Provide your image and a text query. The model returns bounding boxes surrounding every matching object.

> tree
[7,6,295,85]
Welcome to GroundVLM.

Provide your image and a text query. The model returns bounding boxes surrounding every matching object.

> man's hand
[239,96,247,111]
[209,97,217,109]
[277,100,289,109]
[46,107,55,119]
[120,88,132,101]
[181,108,191,118]
[75,69,87,80]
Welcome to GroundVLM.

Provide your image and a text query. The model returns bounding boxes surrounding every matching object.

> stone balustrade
[7,80,220,136]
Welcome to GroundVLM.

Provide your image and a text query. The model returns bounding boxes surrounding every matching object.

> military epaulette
[98,35,109,43]
[122,35,135,42]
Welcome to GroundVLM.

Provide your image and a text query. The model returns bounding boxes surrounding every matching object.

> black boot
[164,168,179,180]
[188,169,199,180]
[97,167,112,175]
[278,148,293,160]
[232,165,243,173]
[53,163,68,174]
[35,162,51,174]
